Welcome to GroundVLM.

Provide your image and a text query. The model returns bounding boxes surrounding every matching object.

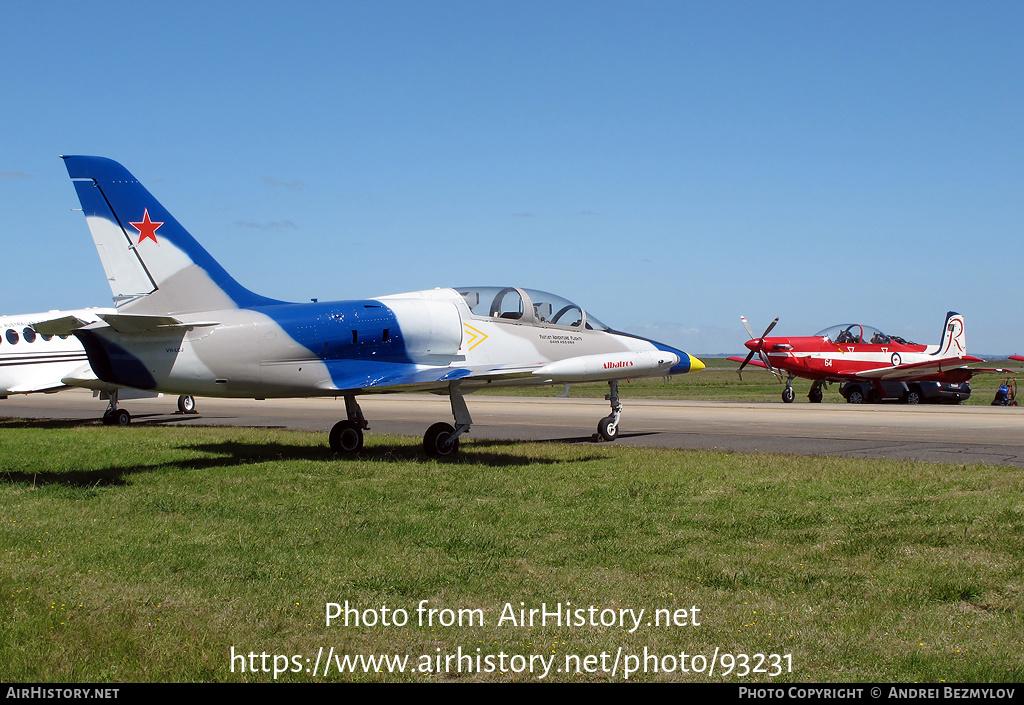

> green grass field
[2,421,1021,682]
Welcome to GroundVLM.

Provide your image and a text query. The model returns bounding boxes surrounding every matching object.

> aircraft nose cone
[687,354,706,372]
[745,338,761,352]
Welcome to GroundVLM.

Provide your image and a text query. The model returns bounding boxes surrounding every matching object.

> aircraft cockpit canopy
[456,286,608,331]
[815,323,913,345]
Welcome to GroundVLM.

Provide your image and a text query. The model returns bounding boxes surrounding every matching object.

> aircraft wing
[317,360,543,393]
[5,381,71,394]
[320,349,682,392]
[854,356,986,381]
[726,355,770,369]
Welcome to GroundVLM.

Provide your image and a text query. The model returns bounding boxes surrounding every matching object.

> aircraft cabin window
[23,327,37,343]
[6,329,19,345]
[817,323,892,346]
[455,286,608,331]
[489,287,527,320]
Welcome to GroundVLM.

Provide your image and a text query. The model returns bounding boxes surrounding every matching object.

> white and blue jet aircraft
[52,156,704,457]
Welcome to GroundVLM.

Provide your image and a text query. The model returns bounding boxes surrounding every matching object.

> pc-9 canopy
[815,323,914,346]
[455,286,608,331]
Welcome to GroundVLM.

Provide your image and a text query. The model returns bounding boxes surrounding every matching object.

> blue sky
[2,1,1022,355]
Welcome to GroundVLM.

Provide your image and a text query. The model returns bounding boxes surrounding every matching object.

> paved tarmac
[3,389,1024,466]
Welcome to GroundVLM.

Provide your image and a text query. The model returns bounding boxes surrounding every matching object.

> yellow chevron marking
[464,324,489,351]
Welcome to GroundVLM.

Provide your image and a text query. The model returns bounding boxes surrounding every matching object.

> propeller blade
[737,349,756,380]
[741,316,756,340]
[758,350,781,381]
[738,315,781,380]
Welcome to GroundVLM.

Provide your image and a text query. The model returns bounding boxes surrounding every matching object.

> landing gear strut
[100,389,131,426]
[424,382,472,458]
[597,380,622,441]
[808,380,824,403]
[330,396,369,453]
[782,374,796,403]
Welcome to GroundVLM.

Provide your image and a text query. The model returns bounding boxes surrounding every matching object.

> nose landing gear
[597,380,623,441]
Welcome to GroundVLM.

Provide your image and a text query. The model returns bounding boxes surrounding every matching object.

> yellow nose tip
[688,354,706,372]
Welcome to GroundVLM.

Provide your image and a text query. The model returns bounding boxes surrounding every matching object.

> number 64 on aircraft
[44,156,704,457]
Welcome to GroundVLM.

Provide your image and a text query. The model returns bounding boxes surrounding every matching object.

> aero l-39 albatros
[50,156,703,456]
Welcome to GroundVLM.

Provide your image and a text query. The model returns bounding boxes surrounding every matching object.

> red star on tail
[129,209,163,245]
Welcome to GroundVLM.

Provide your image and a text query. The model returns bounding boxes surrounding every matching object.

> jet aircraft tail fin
[936,311,967,358]
[62,156,282,315]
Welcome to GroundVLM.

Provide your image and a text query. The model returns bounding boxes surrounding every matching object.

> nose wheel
[597,380,623,441]
[782,374,796,403]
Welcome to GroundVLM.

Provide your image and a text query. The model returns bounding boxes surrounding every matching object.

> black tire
[101,410,113,425]
[904,390,922,405]
[808,387,823,403]
[846,389,864,404]
[424,422,459,458]
[782,387,795,403]
[867,388,882,403]
[329,420,363,453]
[114,409,131,426]
[177,395,196,414]
[597,416,619,441]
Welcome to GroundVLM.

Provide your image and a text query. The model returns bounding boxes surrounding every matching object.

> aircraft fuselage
[71,287,696,399]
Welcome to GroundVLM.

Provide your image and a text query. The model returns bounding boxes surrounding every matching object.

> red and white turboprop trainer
[728,311,984,403]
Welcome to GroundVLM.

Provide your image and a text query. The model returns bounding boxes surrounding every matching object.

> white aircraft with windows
[50,155,704,456]
[0,308,196,422]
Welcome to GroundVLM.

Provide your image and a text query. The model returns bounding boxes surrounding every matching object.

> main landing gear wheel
[103,409,131,426]
[329,420,364,453]
[100,389,130,425]
[808,381,824,403]
[177,395,196,414]
[420,381,472,458]
[597,416,619,442]
[424,422,459,458]
[328,395,369,454]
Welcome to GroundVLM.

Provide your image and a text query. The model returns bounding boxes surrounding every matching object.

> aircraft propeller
[738,316,780,380]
